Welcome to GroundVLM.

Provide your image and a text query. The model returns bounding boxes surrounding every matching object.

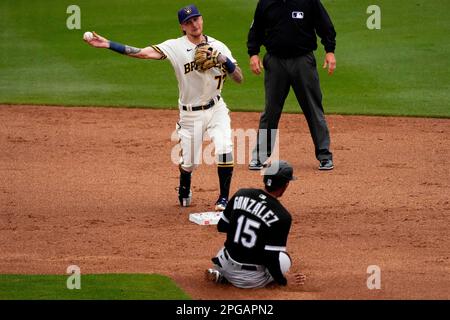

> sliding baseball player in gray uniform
[206,160,306,288]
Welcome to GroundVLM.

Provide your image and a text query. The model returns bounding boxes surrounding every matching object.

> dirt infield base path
[0,105,449,299]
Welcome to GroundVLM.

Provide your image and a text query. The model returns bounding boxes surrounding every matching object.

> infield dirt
[0,105,449,299]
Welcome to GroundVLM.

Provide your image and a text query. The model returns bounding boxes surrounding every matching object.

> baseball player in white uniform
[84,4,243,211]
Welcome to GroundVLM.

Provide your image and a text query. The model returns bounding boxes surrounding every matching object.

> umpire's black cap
[263,160,297,189]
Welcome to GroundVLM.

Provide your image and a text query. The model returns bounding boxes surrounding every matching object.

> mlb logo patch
[292,11,304,19]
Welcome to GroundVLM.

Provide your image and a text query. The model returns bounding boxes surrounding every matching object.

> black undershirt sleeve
[264,251,287,286]
[217,218,229,233]
[262,205,292,286]
[217,195,234,233]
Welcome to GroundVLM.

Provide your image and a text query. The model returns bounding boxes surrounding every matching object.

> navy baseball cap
[263,160,297,188]
[178,5,202,24]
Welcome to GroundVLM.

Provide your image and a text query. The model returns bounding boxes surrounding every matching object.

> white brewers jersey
[154,35,236,109]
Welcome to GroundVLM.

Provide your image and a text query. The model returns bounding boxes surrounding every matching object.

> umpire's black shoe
[319,159,334,171]
[248,159,264,170]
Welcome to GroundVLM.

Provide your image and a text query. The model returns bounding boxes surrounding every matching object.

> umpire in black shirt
[247,0,336,171]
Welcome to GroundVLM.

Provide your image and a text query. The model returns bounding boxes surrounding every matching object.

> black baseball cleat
[214,197,228,211]
[248,159,264,170]
[319,159,334,170]
[178,187,192,207]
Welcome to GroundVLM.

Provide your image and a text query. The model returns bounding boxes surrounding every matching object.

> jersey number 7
[214,74,226,90]
[234,216,261,248]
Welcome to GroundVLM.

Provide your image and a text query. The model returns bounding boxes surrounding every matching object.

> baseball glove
[194,43,219,71]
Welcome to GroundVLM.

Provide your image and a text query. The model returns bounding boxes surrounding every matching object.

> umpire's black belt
[223,248,265,272]
[182,95,220,111]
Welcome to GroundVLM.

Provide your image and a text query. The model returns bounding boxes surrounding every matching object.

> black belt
[182,95,220,111]
[223,248,258,271]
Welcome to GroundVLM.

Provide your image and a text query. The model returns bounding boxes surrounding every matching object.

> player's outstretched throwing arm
[83,31,164,60]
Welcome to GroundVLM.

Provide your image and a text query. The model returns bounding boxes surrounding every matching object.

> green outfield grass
[0,0,449,117]
[0,274,190,300]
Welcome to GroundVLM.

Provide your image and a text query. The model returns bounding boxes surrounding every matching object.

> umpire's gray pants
[252,52,332,163]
